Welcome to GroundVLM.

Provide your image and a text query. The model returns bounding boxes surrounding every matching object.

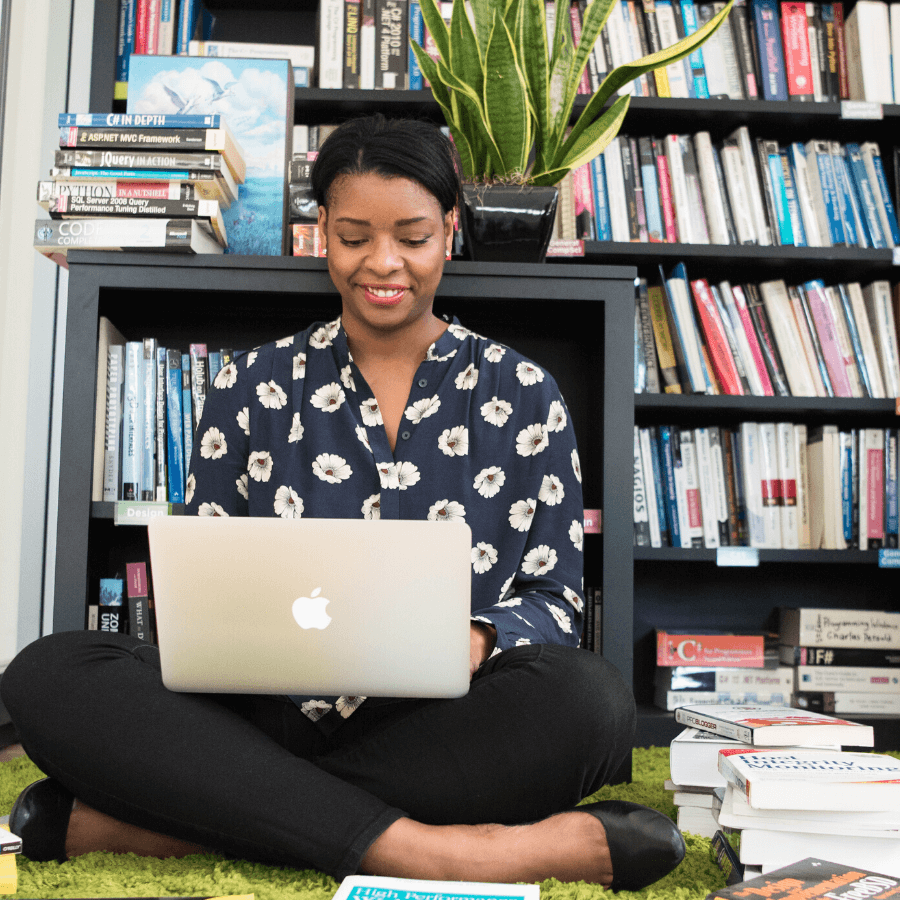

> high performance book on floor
[331,876,539,900]
[717,748,900,809]
[674,703,875,745]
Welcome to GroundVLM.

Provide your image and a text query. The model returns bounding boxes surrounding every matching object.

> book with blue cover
[751,0,788,99]
[165,349,185,504]
[127,55,291,256]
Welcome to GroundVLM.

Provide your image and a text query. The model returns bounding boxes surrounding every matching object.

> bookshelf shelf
[632,547,889,563]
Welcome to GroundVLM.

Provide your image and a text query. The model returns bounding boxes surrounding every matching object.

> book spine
[376,0,408,89]
[637,279,661,392]
[181,353,194,476]
[752,0,789,99]
[802,280,853,396]
[155,346,167,501]
[116,0,137,83]
[647,284,683,392]
[103,344,125,503]
[744,283,790,396]
[141,338,157,501]
[679,428,705,547]
[887,427,899,548]
[54,147,231,173]
[189,343,208,430]
[165,349,185,503]
[654,139,679,242]
[634,426,652,546]
[694,426,721,547]
[690,278,744,394]
[590,155,612,241]
[658,425,683,545]
[681,0,711,96]
[318,0,346,87]
[408,0,423,89]
[121,341,143,501]
[344,0,363,88]
[776,421,799,547]
[176,0,200,53]
[780,0,815,99]
[646,425,670,545]
[98,577,126,633]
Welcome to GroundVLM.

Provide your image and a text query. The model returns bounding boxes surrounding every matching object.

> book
[126,55,292,256]
[98,576,126,633]
[331,876,539,900]
[657,631,769,667]
[793,690,900,715]
[844,0,893,104]
[376,0,409,89]
[717,781,900,833]
[93,317,126,503]
[0,829,21,856]
[670,726,838,789]
[34,218,224,264]
[718,748,900,809]
[48,195,227,247]
[705,858,900,900]
[793,663,899,693]
[674,703,875,745]
[759,280,817,397]
[780,607,900,649]
[752,0,789,99]
[780,1,814,100]
[165,348,185,503]
[125,561,153,643]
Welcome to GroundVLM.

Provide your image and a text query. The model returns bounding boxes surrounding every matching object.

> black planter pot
[460,183,559,263]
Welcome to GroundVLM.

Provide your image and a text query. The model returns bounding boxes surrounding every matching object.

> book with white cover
[780,607,900,650]
[739,422,767,547]
[670,726,838,789]
[775,422,798,548]
[731,126,772,246]
[603,138,630,242]
[718,748,900,810]
[757,422,783,548]
[759,280,817,397]
[863,281,900,397]
[717,782,900,834]
[845,0,893,104]
[847,282,887,398]
[720,141,757,244]
[737,828,900,875]
[675,703,875,746]
[332,876,539,900]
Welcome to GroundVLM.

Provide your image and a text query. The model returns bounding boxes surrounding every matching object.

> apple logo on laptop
[292,587,332,630]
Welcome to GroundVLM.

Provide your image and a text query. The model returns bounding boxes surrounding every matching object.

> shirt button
[401,430,412,441]
[418,378,428,388]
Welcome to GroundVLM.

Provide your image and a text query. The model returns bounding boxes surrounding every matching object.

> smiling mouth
[363,285,406,305]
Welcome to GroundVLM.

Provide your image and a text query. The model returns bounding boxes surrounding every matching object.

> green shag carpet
[0,750,739,900]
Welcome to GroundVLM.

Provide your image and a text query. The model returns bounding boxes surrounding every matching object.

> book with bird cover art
[126,54,292,256]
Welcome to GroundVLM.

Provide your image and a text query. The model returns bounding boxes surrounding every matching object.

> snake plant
[411,0,734,186]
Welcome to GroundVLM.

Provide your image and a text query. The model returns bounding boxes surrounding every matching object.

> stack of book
[555,129,900,251]
[633,420,900,550]
[96,315,238,507]
[34,113,244,266]
[655,629,788,710]
[781,607,900,716]
[635,268,900,399]
[290,151,325,257]
[668,703,900,874]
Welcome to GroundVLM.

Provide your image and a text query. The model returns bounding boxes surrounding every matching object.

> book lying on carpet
[705,857,900,900]
[674,703,875,746]
[332,876,540,900]
[669,727,840,788]
[0,853,14,895]
[718,748,900,810]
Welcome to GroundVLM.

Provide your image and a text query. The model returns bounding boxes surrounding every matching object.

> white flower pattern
[438,426,469,456]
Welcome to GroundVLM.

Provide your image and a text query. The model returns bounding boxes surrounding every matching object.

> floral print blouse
[185,315,585,726]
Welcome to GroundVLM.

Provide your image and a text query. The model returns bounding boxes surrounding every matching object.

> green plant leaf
[542,93,631,180]
[415,0,451,65]
[520,0,551,171]
[468,0,493,57]
[482,9,532,177]
[450,0,485,98]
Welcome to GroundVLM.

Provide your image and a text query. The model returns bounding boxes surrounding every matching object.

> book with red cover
[780,1,815,100]
[690,278,745,394]
[657,630,769,667]
[832,2,850,99]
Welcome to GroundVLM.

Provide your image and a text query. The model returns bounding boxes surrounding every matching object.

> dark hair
[311,114,461,215]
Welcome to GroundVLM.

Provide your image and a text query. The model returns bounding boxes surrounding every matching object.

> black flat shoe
[8,777,74,862]
[579,799,685,891]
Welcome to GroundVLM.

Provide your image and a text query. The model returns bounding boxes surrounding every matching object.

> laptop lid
[146,516,472,698]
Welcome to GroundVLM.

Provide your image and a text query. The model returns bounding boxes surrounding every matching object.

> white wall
[0,0,93,671]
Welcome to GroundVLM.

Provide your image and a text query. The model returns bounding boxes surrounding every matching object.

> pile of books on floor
[34,113,245,266]
[655,628,791,711]
[667,702,900,877]
[633,420,899,550]
[95,316,237,507]
[782,607,900,716]
[635,268,900,399]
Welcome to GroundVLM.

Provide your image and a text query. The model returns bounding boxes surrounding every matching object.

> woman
[2,114,684,890]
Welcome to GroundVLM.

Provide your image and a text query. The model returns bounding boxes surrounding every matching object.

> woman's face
[318,171,455,337]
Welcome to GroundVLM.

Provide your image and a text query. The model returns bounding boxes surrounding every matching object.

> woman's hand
[469,622,497,677]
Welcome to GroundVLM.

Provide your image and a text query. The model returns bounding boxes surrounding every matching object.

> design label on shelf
[114,501,172,525]
[716,547,760,567]
[840,101,883,120]
[879,549,900,568]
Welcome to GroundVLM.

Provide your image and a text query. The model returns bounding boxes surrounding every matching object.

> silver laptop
[146,516,472,698]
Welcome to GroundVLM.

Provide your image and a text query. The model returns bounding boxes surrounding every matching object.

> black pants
[1,630,635,878]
